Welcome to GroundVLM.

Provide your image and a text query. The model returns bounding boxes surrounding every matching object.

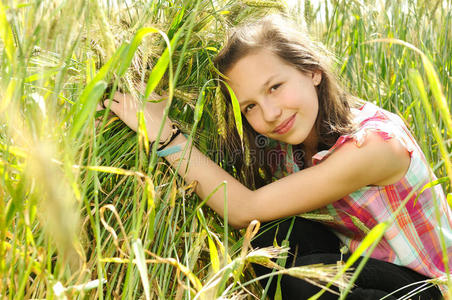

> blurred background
[0,0,450,299]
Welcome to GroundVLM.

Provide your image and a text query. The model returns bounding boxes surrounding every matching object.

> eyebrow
[239,74,278,107]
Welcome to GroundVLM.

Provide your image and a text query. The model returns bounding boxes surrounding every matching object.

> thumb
[104,93,122,110]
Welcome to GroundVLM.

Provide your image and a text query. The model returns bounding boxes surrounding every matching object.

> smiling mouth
[273,114,296,134]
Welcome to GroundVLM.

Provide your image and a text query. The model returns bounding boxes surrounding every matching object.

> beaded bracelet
[156,143,183,157]
[153,124,181,151]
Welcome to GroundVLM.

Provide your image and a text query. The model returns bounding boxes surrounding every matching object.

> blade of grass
[224,82,243,144]
[132,239,151,300]
[70,43,128,138]
[408,69,452,185]
[0,1,15,64]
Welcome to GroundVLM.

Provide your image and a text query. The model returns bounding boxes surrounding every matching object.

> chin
[279,138,304,145]
[268,132,306,145]
[282,133,304,144]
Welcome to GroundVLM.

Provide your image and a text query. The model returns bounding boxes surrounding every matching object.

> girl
[105,15,450,299]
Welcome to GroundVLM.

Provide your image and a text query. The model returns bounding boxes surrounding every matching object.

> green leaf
[196,209,208,229]
[413,177,449,206]
[193,78,216,123]
[274,239,290,300]
[224,82,243,143]
[137,111,150,155]
[118,27,161,77]
[346,212,370,234]
[25,67,60,83]
[207,232,220,273]
[216,260,236,297]
[5,177,26,228]
[116,26,177,101]
[0,1,15,64]
[193,90,206,122]
[168,6,185,39]
[144,28,181,100]
[70,80,107,138]
[145,178,156,241]
[69,44,127,138]
[145,50,168,98]
[343,222,388,270]
[132,239,150,300]
[421,56,452,134]
[83,165,144,177]
[408,69,452,186]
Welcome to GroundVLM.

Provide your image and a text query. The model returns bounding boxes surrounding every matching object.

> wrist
[156,124,181,151]
[153,124,190,158]
[156,134,187,157]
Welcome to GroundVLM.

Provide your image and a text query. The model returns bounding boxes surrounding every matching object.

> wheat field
[0,0,451,299]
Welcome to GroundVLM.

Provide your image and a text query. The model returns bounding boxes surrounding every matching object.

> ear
[312,71,322,86]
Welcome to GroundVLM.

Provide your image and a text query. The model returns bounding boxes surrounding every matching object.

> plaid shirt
[274,102,452,294]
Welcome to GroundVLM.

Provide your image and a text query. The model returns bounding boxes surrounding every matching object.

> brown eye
[270,83,282,93]
[244,104,256,113]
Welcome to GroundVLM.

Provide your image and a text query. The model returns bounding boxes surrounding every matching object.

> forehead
[225,49,290,98]
[226,49,288,79]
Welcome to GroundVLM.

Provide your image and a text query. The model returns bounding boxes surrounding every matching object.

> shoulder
[326,130,411,186]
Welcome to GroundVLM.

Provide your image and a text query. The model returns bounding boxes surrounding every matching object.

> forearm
[105,93,254,227]
[163,134,254,228]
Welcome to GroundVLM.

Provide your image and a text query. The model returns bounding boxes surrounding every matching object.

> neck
[303,128,318,154]
[302,129,319,168]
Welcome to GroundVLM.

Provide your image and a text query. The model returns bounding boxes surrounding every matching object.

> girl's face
[226,49,321,148]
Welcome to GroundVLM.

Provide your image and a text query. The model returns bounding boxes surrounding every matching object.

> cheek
[245,114,267,134]
[280,87,304,108]
[289,88,318,111]
[309,90,320,113]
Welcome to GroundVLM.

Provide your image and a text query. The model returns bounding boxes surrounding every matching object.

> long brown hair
[214,15,357,189]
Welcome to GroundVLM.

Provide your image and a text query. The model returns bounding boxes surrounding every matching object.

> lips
[273,114,296,134]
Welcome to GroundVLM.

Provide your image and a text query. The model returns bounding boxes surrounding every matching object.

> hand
[104,91,173,142]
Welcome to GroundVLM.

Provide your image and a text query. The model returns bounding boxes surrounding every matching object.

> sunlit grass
[0,0,450,299]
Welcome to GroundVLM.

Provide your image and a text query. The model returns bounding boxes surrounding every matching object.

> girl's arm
[165,132,409,228]
[107,93,410,228]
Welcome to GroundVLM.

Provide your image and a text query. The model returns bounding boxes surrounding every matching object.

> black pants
[251,217,442,300]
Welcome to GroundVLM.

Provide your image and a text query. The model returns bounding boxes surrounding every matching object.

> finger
[96,103,105,111]
[103,97,120,105]
[113,91,126,102]
[109,93,140,132]
[112,92,139,119]
[104,93,122,112]
[102,98,114,110]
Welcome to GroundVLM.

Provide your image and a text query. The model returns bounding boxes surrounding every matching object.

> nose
[261,97,282,122]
